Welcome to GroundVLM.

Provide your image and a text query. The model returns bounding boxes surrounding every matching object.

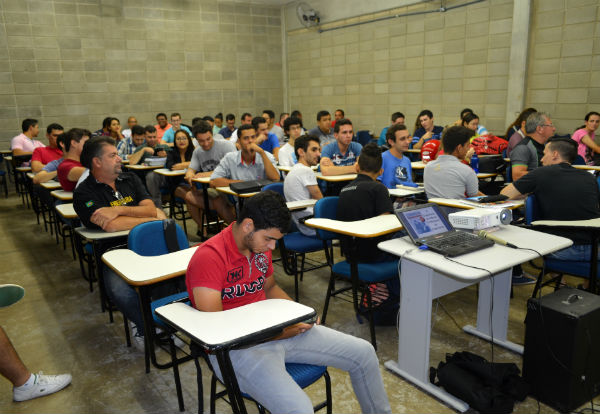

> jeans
[104,268,144,336]
[548,244,599,262]
[209,324,391,414]
[145,172,167,208]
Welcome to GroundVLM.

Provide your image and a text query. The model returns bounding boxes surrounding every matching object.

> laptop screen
[396,204,453,241]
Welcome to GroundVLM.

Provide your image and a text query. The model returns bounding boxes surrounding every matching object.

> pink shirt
[154,123,172,140]
[11,133,45,153]
[572,128,596,164]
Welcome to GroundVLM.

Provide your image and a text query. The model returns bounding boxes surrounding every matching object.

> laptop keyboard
[426,232,478,250]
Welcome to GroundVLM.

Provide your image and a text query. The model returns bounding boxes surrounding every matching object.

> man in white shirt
[121,116,137,139]
[278,116,303,167]
[263,109,285,145]
[283,135,323,236]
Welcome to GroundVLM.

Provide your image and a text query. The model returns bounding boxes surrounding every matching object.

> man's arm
[500,183,525,199]
[32,170,57,184]
[67,166,86,182]
[320,157,357,176]
[264,276,314,339]
[127,147,153,165]
[210,177,241,188]
[307,185,323,200]
[31,160,44,173]
[90,199,160,232]
[12,149,32,156]
[252,144,280,181]
[511,165,528,181]
[581,134,600,154]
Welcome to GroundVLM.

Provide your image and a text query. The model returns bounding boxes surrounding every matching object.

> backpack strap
[162,219,180,253]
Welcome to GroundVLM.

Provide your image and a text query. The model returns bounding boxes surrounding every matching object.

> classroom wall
[0,0,283,144]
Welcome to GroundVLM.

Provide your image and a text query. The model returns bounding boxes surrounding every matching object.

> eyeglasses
[541,124,554,128]
[175,137,188,141]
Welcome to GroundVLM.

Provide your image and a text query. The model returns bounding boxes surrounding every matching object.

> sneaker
[512,274,536,285]
[13,372,72,402]
[131,326,146,353]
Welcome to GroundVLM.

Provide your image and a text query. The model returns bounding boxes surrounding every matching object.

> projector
[448,208,512,230]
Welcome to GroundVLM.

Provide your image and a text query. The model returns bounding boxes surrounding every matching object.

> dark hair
[333,118,352,133]
[174,129,195,161]
[56,133,67,151]
[101,117,112,130]
[547,137,577,163]
[460,108,474,119]
[80,136,115,169]
[214,113,223,120]
[418,109,434,120]
[237,190,291,234]
[225,113,235,122]
[335,109,345,117]
[291,110,302,118]
[461,112,479,126]
[46,123,63,134]
[316,110,330,122]
[203,115,214,123]
[391,112,404,122]
[294,134,320,158]
[63,128,91,152]
[279,112,289,122]
[262,110,275,120]
[241,112,252,121]
[504,107,537,139]
[192,117,202,125]
[585,111,600,121]
[251,116,268,130]
[442,126,475,154]
[144,125,157,134]
[156,112,167,120]
[237,124,255,138]
[22,118,38,133]
[171,112,181,119]
[192,120,213,137]
[109,117,120,127]
[357,143,382,173]
[283,116,302,133]
[386,124,408,144]
[131,125,145,136]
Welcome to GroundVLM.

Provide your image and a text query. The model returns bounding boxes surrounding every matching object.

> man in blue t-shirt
[412,109,443,149]
[160,112,191,146]
[378,112,405,147]
[320,118,362,176]
[252,116,280,160]
[378,123,416,188]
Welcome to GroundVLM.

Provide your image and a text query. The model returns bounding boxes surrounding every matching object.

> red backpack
[420,139,441,163]
[471,134,508,155]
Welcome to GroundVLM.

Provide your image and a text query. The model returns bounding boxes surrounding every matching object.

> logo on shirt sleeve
[227,266,243,284]
[255,253,269,274]
[85,200,94,207]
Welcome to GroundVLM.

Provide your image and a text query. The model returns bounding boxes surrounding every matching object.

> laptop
[395,203,494,257]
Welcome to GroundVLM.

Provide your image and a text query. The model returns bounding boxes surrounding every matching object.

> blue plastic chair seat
[151,293,190,326]
[332,259,399,283]
[545,258,600,279]
[84,243,93,254]
[283,232,328,253]
[240,363,326,399]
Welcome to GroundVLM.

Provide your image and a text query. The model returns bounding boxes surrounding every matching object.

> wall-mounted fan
[296,2,320,28]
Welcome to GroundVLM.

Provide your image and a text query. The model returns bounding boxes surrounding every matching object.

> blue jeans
[548,244,599,262]
[104,268,144,336]
[209,324,391,414]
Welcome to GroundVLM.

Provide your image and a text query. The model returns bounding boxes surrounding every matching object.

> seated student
[252,116,280,160]
[212,113,223,136]
[377,112,405,147]
[31,123,64,173]
[154,112,172,141]
[121,116,137,139]
[411,110,443,149]
[227,113,252,144]
[218,113,236,139]
[337,143,395,263]
[308,110,335,147]
[11,119,44,166]
[424,126,484,199]
[184,121,237,234]
[117,124,146,160]
[278,116,303,167]
[501,137,600,265]
[510,112,555,181]
[127,125,170,166]
[263,109,284,145]
[453,108,488,136]
[74,137,167,344]
[103,117,124,142]
[32,134,66,185]
[571,111,600,165]
[57,128,90,192]
[283,135,323,236]
[506,108,538,157]
[165,129,195,202]
[161,113,192,146]
[378,124,416,188]
[320,118,362,175]
[186,191,392,414]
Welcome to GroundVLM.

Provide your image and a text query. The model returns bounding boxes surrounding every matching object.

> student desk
[215,186,257,211]
[276,164,318,173]
[427,197,525,210]
[305,214,402,238]
[40,180,62,190]
[388,186,425,198]
[286,199,317,211]
[377,226,572,412]
[26,172,35,180]
[154,168,186,177]
[573,164,600,171]
[55,203,77,219]
[315,172,357,195]
[50,189,73,201]
[124,164,162,170]
[155,299,316,414]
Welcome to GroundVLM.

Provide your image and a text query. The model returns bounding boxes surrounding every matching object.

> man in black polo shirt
[337,142,394,263]
[502,137,600,262]
[510,112,556,181]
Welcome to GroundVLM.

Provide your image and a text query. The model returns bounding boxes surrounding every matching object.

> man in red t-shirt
[31,123,64,173]
[186,191,391,414]
[57,128,90,192]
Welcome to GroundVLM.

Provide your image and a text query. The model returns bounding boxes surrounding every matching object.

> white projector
[448,208,512,230]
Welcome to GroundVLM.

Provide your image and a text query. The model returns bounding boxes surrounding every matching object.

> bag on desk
[230,179,273,194]
[430,351,528,414]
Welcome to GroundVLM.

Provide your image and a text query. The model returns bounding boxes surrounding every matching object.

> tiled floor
[0,192,597,413]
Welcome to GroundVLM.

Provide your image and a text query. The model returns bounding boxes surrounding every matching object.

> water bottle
[470,153,479,173]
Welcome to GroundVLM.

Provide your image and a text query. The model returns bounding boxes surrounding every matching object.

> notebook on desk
[395,203,494,257]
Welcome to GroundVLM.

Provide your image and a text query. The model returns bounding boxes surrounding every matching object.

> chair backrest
[262,182,284,197]
[356,130,372,147]
[313,196,339,240]
[525,194,540,225]
[505,164,512,183]
[573,155,586,165]
[128,219,189,256]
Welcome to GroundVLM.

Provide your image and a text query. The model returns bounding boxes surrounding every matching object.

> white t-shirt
[284,163,318,236]
[278,143,296,167]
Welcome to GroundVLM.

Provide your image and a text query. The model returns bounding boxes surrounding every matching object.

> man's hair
[391,112,404,122]
[191,117,202,125]
[156,112,167,120]
[335,109,345,117]
[144,125,157,134]
[262,110,275,120]
[241,112,252,120]
[279,112,289,122]
[101,117,112,129]
[56,133,67,150]
[358,143,382,173]
[386,124,408,144]
[131,125,145,136]
[442,126,475,154]
[21,118,38,133]
[80,136,115,170]
[225,113,235,122]
[283,116,302,133]
[461,112,479,125]
[192,120,213,137]
[214,112,223,120]
[203,115,214,123]
[46,123,63,134]
[63,128,91,152]
[525,112,549,134]
[316,110,330,122]
[237,190,291,234]
[460,108,474,119]
[547,137,577,163]
[251,116,267,130]
[418,109,434,120]
[585,111,600,121]
[334,118,352,133]
[237,124,255,138]
[294,134,320,158]
[291,110,302,118]
[171,112,181,119]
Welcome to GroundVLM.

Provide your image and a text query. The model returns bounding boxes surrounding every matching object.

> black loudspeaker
[523,287,600,413]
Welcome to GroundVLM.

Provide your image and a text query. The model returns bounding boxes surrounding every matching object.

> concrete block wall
[0,0,283,144]
[525,0,600,133]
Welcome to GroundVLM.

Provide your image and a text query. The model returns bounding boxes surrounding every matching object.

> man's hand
[144,147,154,154]
[256,132,267,145]
[274,322,315,340]
[422,131,433,141]
[156,150,167,157]
[90,207,120,229]
[249,143,264,155]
